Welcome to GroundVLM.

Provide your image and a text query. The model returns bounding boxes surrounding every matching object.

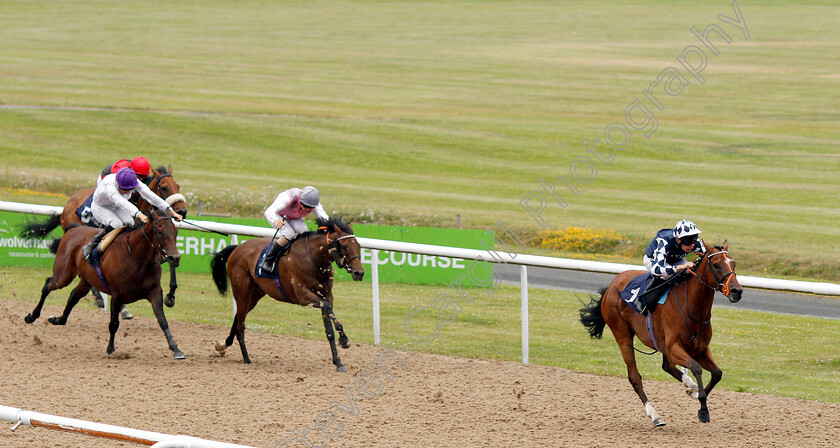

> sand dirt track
[0,299,836,448]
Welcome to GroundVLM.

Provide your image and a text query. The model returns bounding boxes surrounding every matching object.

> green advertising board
[0,210,490,286]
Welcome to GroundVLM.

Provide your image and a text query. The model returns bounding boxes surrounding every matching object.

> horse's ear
[152,166,161,177]
[723,239,728,251]
[168,164,173,174]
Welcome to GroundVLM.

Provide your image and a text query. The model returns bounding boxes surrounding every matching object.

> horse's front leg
[164,261,177,308]
[695,348,723,396]
[107,298,121,355]
[317,299,346,372]
[667,344,709,423]
[661,356,699,399]
[149,286,185,359]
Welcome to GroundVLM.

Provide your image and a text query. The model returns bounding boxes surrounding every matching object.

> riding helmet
[116,167,139,190]
[130,156,152,177]
[300,186,320,208]
[674,219,702,239]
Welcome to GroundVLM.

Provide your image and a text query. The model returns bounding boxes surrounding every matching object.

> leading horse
[210,217,365,371]
[24,209,186,359]
[21,166,188,308]
[579,241,742,426]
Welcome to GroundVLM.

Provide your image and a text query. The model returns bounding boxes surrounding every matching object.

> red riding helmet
[110,159,131,174]
[130,157,152,177]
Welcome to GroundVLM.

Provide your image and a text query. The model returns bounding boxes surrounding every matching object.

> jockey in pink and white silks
[83,167,182,260]
[258,186,329,273]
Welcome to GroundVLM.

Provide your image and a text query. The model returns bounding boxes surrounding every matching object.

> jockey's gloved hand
[136,211,149,224]
[168,208,182,221]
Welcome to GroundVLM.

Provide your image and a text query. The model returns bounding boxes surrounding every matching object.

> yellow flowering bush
[538,227,623,254]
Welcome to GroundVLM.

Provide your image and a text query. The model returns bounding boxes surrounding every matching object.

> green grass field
[0,0,838,405]
[2,266,837,403]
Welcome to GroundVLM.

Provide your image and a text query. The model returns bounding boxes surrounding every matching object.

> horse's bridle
[324,228,361,273]
[691,249,737,297]
[149,173,187,209]
[129,216,174,263]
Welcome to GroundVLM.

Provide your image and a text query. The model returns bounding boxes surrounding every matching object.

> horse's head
[151,166,189,219]
[695,240,742,303]
[319,216,365,281]
[147,209,181,267]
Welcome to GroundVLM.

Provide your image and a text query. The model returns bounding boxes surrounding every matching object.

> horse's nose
[729,288,742,303]
[178,208,188,219]
[168,254,181,268]
[352,270,364,281]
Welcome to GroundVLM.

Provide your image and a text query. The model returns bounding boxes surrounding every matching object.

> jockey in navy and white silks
[643,219,706,280]
[83,167,181,260]
[258,186,329,273]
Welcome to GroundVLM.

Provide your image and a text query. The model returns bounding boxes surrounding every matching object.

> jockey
[83,167,182,260]
[97,157,154,186]
[638,219,706,304]
[258,186,329,273]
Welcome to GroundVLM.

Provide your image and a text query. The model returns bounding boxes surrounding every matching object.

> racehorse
[21,166,188,308]
[24,209,186,359]
[579,241,742,426]
[210,217,365,371]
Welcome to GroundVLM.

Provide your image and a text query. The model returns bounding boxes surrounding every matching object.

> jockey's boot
[83,227,110,261]
[640,276,666,309]
[258,237,290,274]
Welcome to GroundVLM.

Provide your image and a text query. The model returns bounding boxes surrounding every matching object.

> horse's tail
[19,214,62,239]
[211,245,238,295]
[579,287,608,339]
[47,224,81,254]
[48,237,62,254]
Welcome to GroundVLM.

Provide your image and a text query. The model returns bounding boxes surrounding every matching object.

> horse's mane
[155,166,169,175]
[300,216,353,238]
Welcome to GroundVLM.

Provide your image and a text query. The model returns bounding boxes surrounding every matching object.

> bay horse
[210,217,365,371]
[579,241,742,426]
[21,166,188,308]
[24,209,186,359]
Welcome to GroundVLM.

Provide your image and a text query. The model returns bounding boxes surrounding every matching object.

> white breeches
[279,218,308,240]
[92,204,134,229]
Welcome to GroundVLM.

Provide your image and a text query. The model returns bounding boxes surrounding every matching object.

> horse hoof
[93,297,105,309]
[698,409,710,423]
[214,341,227,353]
[120,309,134,320]
[48,316,64,325]
[340,340,350,349]
[653,418,667,427]
[24,313,35,324]
[173,351,186,360]
[336,365,348,373]
[686,389,699,399]
[164,294,175,308]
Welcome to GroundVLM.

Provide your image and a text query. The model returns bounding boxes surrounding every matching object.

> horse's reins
[676,249,737,338]
[127,216,174,263]
[313,226,360,273]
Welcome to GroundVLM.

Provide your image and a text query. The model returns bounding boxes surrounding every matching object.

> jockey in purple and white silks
[258,186,329,273]
[83,167,182,260]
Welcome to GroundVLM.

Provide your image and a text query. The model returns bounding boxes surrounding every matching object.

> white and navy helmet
[674,219,702,240]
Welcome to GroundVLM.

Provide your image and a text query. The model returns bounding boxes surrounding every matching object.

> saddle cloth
[619,272,670,315]
[75,194,100,228]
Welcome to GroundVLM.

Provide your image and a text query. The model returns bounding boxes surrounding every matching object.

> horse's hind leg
[319,300,346,372]
[92,287,105,309]
[48,278,92,325]
[25,277,55,324]
[215,316,239,354]
[607,316,665,427]
[149,286,185,359]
